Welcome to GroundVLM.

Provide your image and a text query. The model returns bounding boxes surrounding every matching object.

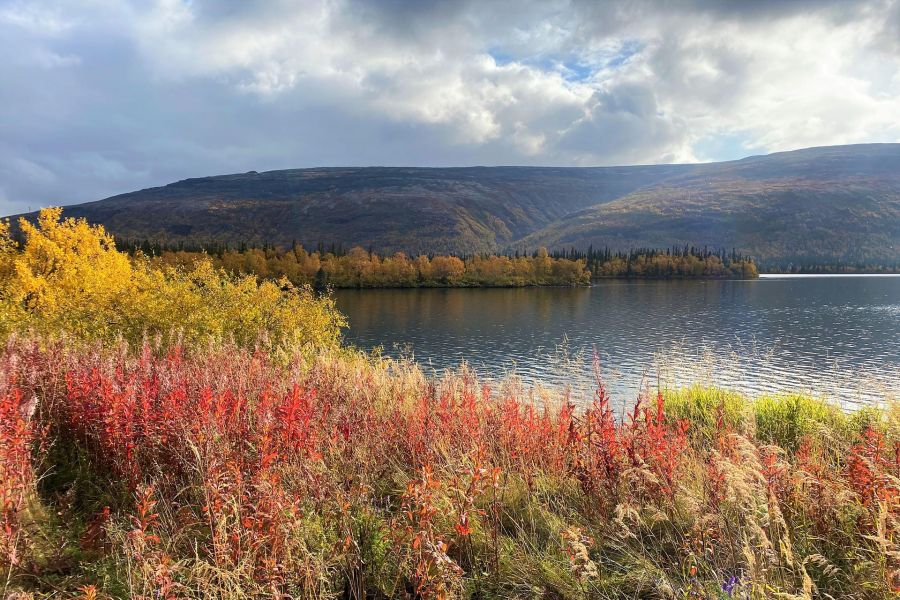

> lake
[334,275,900,407]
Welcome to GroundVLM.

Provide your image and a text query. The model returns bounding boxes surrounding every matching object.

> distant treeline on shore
[116,239,758,287]
[547,245,758,280]
[761,262,900,274]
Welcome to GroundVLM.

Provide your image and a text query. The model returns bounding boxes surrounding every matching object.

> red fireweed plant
[0,337,897,598]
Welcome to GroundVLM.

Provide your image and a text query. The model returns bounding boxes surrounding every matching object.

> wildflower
[722,574,739,595]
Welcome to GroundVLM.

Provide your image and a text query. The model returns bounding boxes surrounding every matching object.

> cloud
[0,0,898,214]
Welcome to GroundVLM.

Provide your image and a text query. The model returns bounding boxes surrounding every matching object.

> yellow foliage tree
[0,208,345,348]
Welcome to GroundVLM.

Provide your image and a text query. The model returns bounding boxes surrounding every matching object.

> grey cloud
[554,85,689,164]
[0,0,898,215]
[875,0,900,54]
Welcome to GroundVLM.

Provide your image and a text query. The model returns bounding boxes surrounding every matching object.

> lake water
[334,276,900,408]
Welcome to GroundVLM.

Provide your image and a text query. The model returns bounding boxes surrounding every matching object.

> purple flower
[722,574,739,595]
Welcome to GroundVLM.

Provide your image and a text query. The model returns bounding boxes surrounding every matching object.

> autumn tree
[430,256,466,284]
[0,209,345,348]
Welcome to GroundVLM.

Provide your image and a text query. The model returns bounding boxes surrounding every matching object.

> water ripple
[336,277,900,408]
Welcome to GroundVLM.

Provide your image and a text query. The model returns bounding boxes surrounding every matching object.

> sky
[1,0,899,215]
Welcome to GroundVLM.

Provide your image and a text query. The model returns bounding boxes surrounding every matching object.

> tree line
[760,261,900,274]
[144,245,592,288]
[115,239,758,287]
[550,245,759,279]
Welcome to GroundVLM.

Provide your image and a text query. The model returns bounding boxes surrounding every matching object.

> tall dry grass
[0,337,897,598]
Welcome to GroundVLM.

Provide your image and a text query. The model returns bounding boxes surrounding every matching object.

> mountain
[519,144,900,266]
[8,144,900,265]
[14,166,687,255]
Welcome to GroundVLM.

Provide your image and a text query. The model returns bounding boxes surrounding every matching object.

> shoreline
[325,273,900,289]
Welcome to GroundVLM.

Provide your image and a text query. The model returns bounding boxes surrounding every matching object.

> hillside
[17,166,686,255]
[8,144,900,264]
[520,144,900,266]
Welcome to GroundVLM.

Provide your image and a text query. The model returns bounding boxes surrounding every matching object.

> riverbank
[2,341,899,598]
[760,272,900,278]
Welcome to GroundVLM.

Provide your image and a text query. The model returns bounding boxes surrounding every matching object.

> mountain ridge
[8,143,900,265]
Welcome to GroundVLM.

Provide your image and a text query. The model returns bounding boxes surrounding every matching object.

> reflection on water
[334,276,900,407]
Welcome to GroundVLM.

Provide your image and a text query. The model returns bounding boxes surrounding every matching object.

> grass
[664,385,888,450]
[0,338,898,599]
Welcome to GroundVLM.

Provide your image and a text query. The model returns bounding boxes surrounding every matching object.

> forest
[115,240,758,287]
[762,262,900,274]
[552,245,758,279]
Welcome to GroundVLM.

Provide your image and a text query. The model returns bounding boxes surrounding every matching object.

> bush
[0,208,345,348]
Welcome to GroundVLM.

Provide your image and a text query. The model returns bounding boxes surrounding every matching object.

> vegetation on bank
[117,239,757,288]
[558,246,758,280]
[146,245,592,288]
[762,262,900,275]
[1,342,899,599]
[0,209,896,599]
[0,208,344,347]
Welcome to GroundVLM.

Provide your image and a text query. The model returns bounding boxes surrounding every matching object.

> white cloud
[31,47,81,68]
[0,0,898,213]
[0,1,72,35]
